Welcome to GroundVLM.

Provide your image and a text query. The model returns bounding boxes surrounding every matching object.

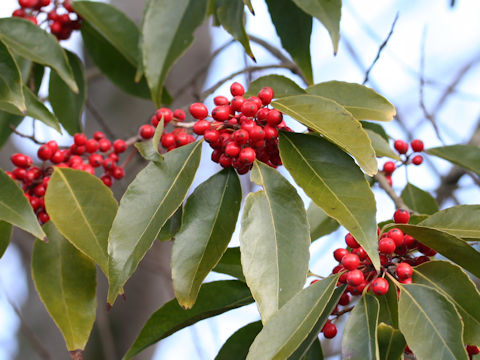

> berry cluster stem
[374,172,412,212]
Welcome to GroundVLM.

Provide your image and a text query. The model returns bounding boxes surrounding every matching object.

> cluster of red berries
[318,208,437,340]
[381,139,425,187]
[12,0,81,40]
[5,132,127,224]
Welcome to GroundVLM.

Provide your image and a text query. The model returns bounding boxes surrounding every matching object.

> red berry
[204,129,220,144]
[411,139,424,152]
[173,109,186,121]
[263,125,278,140]
[12,9,26,17]
[396,262,413,280]
[400,277,412,284]
[161,133,176,148]
[73,133,87,146]
[189,103,209,120]
[214,96,229,106]
[175,132,189,147]
[231,96,246,112]
[58,13,70,24]
[156,107,173,124]
[266,110,283,126]
[192,120,210,135]
[89,154,103,167]
[404,234,416,248]
[233,129,249,145]
[352,247,367,260]
[338,292,350,306]
[383,161,396,174]
[412,155,423,165]
[11,153,32,168]
[333,248,349,262]
[346,270,364,286]
[98,138,111,152]
[322,322,337,339]
[225,142,241,157]
[19,0,37,8]
[378,237,396,254]
[230,82,245,97]
[345,233,360,248]
[238,147,256,164]
[112,166,125,179]
[37,145,53,161]
[101,175,113,187]
[212,105,231,121]
[393,209,410,224]
[219,154,232,168]
[38,211,50,224]
[258,87,274,105]
[467,345,480,355]
[385,175,393,187]
[371,277,389,296]
[387,228,404,247]
[240,101,258,117]
[85,139,99,153]
[248,125,265,142]
[341,253,360,270]
[113,139,127,153]
[394,140,409,154]
[103,158,116,171]
[139,124,155,139]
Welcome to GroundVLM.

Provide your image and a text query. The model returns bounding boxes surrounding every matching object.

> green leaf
[361,121,389,141]
[400,183,439,215]
[81,22,151,100]
[0,169,44,239]
[375,277,398,328]
[246,275,339,360]
[279,132,379,269]
[398,283,468,360]
[366,129,400,160]
[245,75,306,98]
[172,168,242,308]
[290,0,341,54]
[342,293,380,360]
[123,280,253,360]
[135,118,164,163]
[213,247,245,281]
[157,205,183,242]
[108,141,202,305]
[307,201,339,241]
[418,205,480,239]
[377,323,406,360]
[0,18,77,92]
[273,95,378,175]
[215,321,263,360]
[426,144,480,177]
[0,221,12,259]
[49,51,85,136]
[142,0,209,107]
[307,81,396,121]
[216,0,255,59]
[302,339,323,360]
[240,161,310,322]
[385,224,480,278]
[0,111,22,148]
[265,0,313,84]
[413,260,480,345]
[32,221,96,351]
[45,168,118,275]
[242,0,254,14]
[0,40,25,113]
[73,1,140,67]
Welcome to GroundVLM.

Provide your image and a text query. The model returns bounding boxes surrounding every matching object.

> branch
[374,172,412,212]
[85,99,116,139]
[9,125,45,145]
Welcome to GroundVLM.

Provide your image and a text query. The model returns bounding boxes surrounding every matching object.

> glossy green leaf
[246,275,339,360]
[0,110,22,148]
[216,0,254,59]
[290,0,341,54]
[142,0,209,107]
[0,169,44,239]
[172,168,242,308]
[135,118,164,163]
[413,260,480,345]
[398,283,468,360]
[377,323,406,360]
[279,132,379,269]
[81,22,151,100]
[0,40,25,113]
[265,0,313,84]
[418,205,480,239]
[32,221,96,351]
[123,280,253,359]
[342,293,380,360]
[157,205,183,242]
[0,221,12,259]
[0,18,77,92]
[245,75,306,98]
[213,247,245,281]
[427,144,480,177]
[366,130,400,160]
[45,168,118,275]
[302,339,323,360]
[215,321,262,360]
[362,121,389,141]
[307,201,339,241]
[108,141,202,305]
[400,183,439,215]
[240,161,310,322]
[49,51,85,136]
[73,1,140,66]
[385,224,480,278]
[307,81,396,121]
[273,95,378,175]
[375,277,398,328]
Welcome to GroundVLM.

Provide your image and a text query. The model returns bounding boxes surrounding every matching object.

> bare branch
[374,172,412,212]
[9,125,45,145]
[85,99,116,139]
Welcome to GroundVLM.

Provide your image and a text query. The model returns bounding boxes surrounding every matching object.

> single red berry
[214,96,230,106]
[380,255,389,266]
[266,110,283,126]
[387,228,404,246]
[40,0,50,6]
[249,125,265,142]
[415,255,431,265]
[189,103,209,120]
[113,139,127,153]
[38,211,50,224]
[155,108,173,124]
[263,125,278,140]
[352,247,367,260]
[139,124,155,139]
[89,154,103,167]
[230,82,245,97]
[219,154,232,168]
[383,161,396,174]
[346,270,364,286]
[338,292,350,306]
[204,129,220,144]
[85,139,99,153]
[411,139,424,152]
[112,166,125,179]
[467,345,480,355]
[161,133,176,148]
[239,147,256,164]
[322,322,337,339]
[393,209,410,224]
[19,0,37,8]
[192,119,210,135]
[64,0,74,12]
[240,101,259,117]
[212,105,231,121]
[341,253,360,270]
[175,132,189,147]
[400,277,412,284]
[37,145,53,161]
[103,158,116,171]
[225,142,241,157]
[247,96,262,109]
[333,248,349,262]
[12,168,26,180]
[412,155,423,165]
[396,262,413,280]
[258,87,274,105]
[417,243,437,256]
[93,131,106,140]
[173,109,186,121]
[12,9,26,17]
[394,139,409,154]
[58,13,70,24]
[378,238,396,254]
[98,138,111,152]
[345,233,360,248]
[332,264,345,274]
[33,184,46,197]
[230,96,246,112]
[404,234,416,248]
[233,129,249,145]
[371,277,389,296]
[73,133,87,146]
[11,153,32,168]
[101,175,113,187]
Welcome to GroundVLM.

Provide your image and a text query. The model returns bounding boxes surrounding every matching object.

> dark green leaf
[361,121,389,141]
[398,283,468,360]
[213,247,245,281]
[273,95,378,175]
[240,161,310,322]
[342,293,380,360]
[32,222,96,351]
[142,0,209,106]
[0,221,12,259]
[0,111,22,148]
[49,51,85,135]
[375,277,398,328]
[0,168,44,239]
[279,132,379,269]
[108,141,202,305]
[302,339,323,360]
[245,75,306,98]
[123,280,253,359]
[366,129,400,160]
[377,323,406,360]
[400,183,439,215]
[307,201,339,241]
[0,18,77,92]
[413,260,480,345]
[157,205,183,242]
[418,205,480,239]
[172,168,242,308]
[426,144,480,177]
[0,39,26,113]
[215,321,262,360]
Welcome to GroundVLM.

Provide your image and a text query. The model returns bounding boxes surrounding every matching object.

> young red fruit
[338,292,350,306]
[346,270,364,286]
[393,209,410,224]
[394,139,409,154]
[139,124,155,139]
[161,133,176,148]
[11,153,32,168]
[156,108,173,124]
[352,247,367,260]
[412,155,423,165]
[101,175,113,187]
[204,129,220,144]
[396,262,413,280]
[378,237,396,254]
[403,234,416,248]
[322,322,337,339]
[213,96,229,106]
[85,139,100,153]
[333,248,349,262]
[266,110,283,126]
[371,277,389,296]
[225,142,241,157]
[387,228,404,246]
[230,82,245,97]
[173,109,186,121]
[400,277,412,284]
[411,139,424,152]
[189,103,209,120]
[240,101,258,117]
[113,139,127,153]
[73,133,87,146]
[212,105,231,121]
[233,129,249,145]
[239,147,256,164]
[193,119,211,135]
[93,131,106,140]
[258,87,274,105]
[89,154,103,167]
[467,345,480,355]
[383,161,396,174]
[37,145,53,161]
[341,253,360,270]
[345,233,360,248]
[219,154,232,168]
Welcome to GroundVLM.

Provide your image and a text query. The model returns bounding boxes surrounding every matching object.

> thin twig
[9,125,45,145]
[363,13,399,85]
[374,172,412,212]
[85,99,116,139]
